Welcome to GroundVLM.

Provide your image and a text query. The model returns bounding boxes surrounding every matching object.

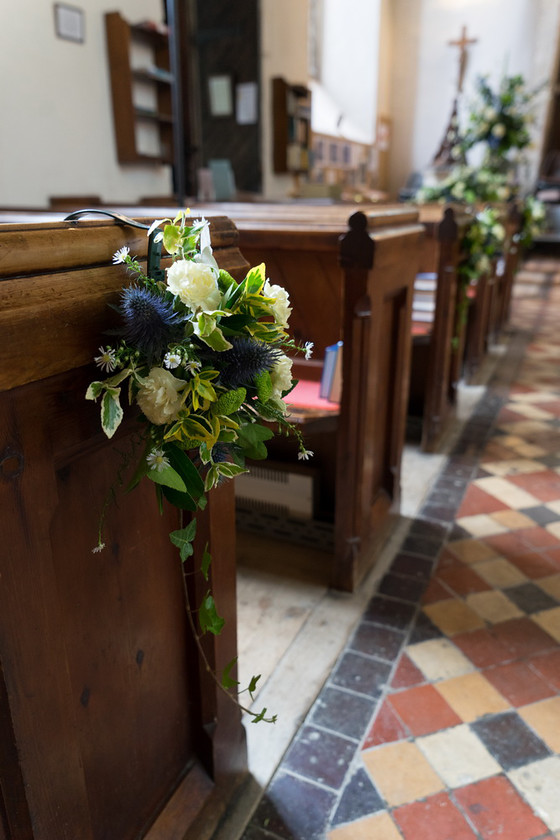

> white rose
[136,367,185,425]
[270,354,293,398]
[167,259,221,313]
[264,279,292,328]
[484,107,498,121]
[492,223,506,241]
[491,123,506,139]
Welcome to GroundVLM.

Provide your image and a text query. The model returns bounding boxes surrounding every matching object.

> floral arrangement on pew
[87,212,313,724]
[414,164,513,206]
[517,194,547,249]
[454,206,506,334]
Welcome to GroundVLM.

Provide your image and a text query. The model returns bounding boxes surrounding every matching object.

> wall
[259,0,309,199]
[386,0,560,198]
[0,0,171,208]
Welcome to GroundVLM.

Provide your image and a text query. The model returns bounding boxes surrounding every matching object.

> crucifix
[448,25,478,94]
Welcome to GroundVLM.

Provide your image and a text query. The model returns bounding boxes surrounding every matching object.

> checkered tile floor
[241,255,560,840]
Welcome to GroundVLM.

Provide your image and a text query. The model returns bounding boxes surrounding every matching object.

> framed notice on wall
[54,3,85,43]
[208,75,233,117]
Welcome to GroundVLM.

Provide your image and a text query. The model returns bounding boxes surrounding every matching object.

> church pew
[0,216,248,840]
[196,205,424,592]
[408,205,473,451]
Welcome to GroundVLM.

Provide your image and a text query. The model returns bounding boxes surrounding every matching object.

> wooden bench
[190,203,424,592]
[408,205,473,451]
[0,216,248,839]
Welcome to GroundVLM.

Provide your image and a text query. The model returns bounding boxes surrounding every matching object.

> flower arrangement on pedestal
[87,212,312,723]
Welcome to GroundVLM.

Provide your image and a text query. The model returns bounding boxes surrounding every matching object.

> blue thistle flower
[119,286,184,359]
[217,336,282,388]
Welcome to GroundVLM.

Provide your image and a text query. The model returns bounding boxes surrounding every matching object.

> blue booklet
[320,341,343,402]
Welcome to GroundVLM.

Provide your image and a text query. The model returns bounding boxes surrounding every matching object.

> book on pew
[320,341,343,402]
[414,272,437,291]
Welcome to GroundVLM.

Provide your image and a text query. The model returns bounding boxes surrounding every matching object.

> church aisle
[240,255,560,840]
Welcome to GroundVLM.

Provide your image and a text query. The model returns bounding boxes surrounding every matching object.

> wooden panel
[0,218,247,838]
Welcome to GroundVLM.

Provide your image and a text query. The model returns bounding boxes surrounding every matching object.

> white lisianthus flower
[167,259,221,313]
[263,279,292,328]
[491,123,506,139]
[136,367,185,425]
[270,353,293,399]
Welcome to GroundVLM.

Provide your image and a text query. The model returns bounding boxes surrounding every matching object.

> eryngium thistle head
[119,285,183,359]
[218,336,282,388]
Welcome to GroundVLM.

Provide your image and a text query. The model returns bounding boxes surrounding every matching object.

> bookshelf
[272,77,312,175]
[105,12,174,165]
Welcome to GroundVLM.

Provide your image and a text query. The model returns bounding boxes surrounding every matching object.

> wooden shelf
[272,77,312,175]
[105,11,174,166]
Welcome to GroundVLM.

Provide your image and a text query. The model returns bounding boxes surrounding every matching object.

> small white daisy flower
[92,543,106,554]
[304,341,314,360]
[164,351,182,369]
[112,246,130,264]
[298,449,314,461]
[94,346,117,372]
[185,359,202,375]
[146,449,170,472]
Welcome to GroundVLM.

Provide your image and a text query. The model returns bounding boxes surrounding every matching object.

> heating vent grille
[235,464,314,520]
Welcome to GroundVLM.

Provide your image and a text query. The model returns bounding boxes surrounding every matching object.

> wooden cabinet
[272,77,312,174]
[105,12,174,165]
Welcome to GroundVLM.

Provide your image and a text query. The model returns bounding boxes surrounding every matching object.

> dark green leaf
[161,484,197,511]
[236,423,274,460]
[221,657,239,689]
[165,444,205,500]
[248,674,261,694]
[201,542,212,580]
[146,465,187,493]
[199,592,225,635]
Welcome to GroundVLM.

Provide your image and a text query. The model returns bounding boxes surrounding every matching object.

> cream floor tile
[504,403,554,420]
[519,697,560,753]
[447,539,500,564]
[490,510,537,530]
[328,812,402,840]
[514,443,548,458]
[362,742,444,807]
[510,756,560,832]
[465,590,525,624]
[474,476,541,509]
[537,574,560,600]
[509,393,558,404]
[405,638,475,681]
[532,607,560,643]
[546,522,560,541]
[473,557,528,588]
[417,724,501,788]
[423,600,486,636]
[499,420,555,439]
[434,672,510,722]
[545,500,560,515]
[456,514,510,537]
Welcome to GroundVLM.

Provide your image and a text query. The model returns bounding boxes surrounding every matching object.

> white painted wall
[387,0,560,197]
[259,0,310,199]
[0,0,172,208]
[320,0,381,143]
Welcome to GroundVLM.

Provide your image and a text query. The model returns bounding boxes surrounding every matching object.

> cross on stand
[449,25,478,94]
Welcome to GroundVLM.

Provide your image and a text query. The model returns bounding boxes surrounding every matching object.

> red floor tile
[495,406,531,423]
[456,485,510,517]
[481,441,519,461]
[530,649,560,691]
[453,775,549,840]
[362,698,409,749]
[519,526,560,549]
[421,577,452,604]
[533,399,560,417]
[491,617,558,659]
[483,660,556,706]
[453,627,514,669]
[435,560,492,597]
[542,545,560,571]
[390,653,425,689]
[388,684,461,736]
[483,531,540,560]
[393,792,478,840]
[507,550,559,579]
[508,470,560,502]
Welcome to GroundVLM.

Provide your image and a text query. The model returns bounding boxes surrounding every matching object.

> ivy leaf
[146,465,187,493]
[101,388,123,438]
[169,519,197,562]
[221,657,239,690]
[251,707,276,724]
[248,674,261,695]
[201,542,212,580]
[199,592,225,635]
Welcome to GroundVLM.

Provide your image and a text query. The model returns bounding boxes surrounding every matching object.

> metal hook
[63,208,165,283]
